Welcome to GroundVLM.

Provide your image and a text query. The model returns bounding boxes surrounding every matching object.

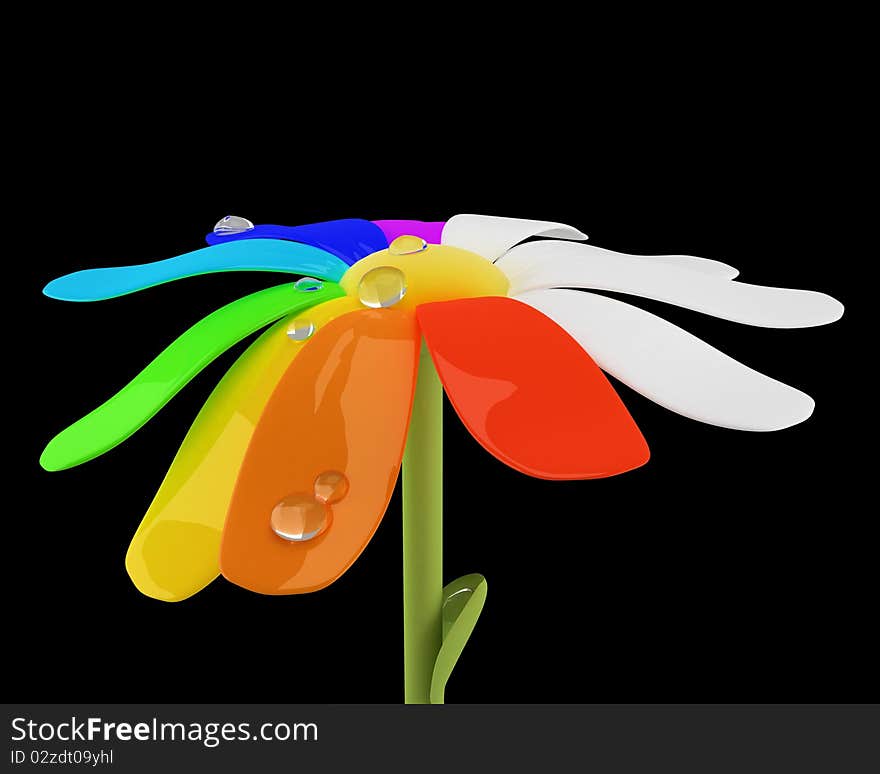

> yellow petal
[125,296,362,601]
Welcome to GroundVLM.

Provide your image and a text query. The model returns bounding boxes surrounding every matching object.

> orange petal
[416,296,649,479]
[220,308,419,594]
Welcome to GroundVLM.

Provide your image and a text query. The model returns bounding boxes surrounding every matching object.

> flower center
[340,237,509,309]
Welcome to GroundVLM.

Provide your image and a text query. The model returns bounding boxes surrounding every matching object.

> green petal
[40,281,344,471]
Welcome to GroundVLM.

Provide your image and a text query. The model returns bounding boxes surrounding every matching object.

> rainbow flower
[41,214,843,702]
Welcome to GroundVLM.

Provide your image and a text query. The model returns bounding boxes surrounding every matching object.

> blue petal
[205,219,388,265]
[43,239,349,301]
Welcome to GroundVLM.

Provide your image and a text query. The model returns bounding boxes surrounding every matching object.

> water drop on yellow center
[357,266,407,308]
[388,234,427,255]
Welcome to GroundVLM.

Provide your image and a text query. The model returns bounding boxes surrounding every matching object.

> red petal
[417,296,649,479]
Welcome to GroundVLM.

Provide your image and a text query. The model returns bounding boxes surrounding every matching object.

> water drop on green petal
[295,277,324,292]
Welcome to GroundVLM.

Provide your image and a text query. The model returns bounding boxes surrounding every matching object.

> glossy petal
[416,297,649,479]
[340,243,509,310]
[43,239,348,301]
[441,214,588,261]
[220,308,420,594]
[474,230,739,278]
[552,244,739,278]
[125,297,361,602]
[40,282,344,471]
[646,253,739,278]
[204,219,387,265]
[499,240,844,328]
[373,220,446,244]
[518,289,815,431]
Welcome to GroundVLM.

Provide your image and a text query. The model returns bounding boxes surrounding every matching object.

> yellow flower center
[340,237,509,309]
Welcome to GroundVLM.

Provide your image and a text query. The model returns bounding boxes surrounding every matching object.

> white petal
[517,288,816,431]
[646,253,739,279]
[500,240,843,328]
[441,214,588,261]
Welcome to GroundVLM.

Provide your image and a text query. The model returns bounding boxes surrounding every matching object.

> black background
[9,61,871,705]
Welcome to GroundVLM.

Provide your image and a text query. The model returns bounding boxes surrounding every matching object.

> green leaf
[430,573,487,704]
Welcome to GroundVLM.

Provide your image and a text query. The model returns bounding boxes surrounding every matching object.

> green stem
[402,340,444,704]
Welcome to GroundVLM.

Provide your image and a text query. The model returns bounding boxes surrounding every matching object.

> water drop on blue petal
[213,215,254,235]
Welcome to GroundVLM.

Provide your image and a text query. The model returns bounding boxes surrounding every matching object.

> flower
[41,214,843,603]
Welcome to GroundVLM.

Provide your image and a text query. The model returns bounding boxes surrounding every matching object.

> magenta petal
[372,220,446,245]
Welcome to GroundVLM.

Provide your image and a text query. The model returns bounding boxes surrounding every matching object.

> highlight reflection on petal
[517,289,816,431]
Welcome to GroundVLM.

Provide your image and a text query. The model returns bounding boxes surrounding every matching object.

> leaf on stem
[430,573,487,704]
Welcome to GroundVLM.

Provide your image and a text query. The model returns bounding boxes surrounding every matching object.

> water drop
[295,277,324,292]
[357,266,407,308]
[213,215,254,235]
[313,470,349,504]
[389,234,428,255]
[443,587,474,637]
[287,318,316,341]
[270,493,329,542]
